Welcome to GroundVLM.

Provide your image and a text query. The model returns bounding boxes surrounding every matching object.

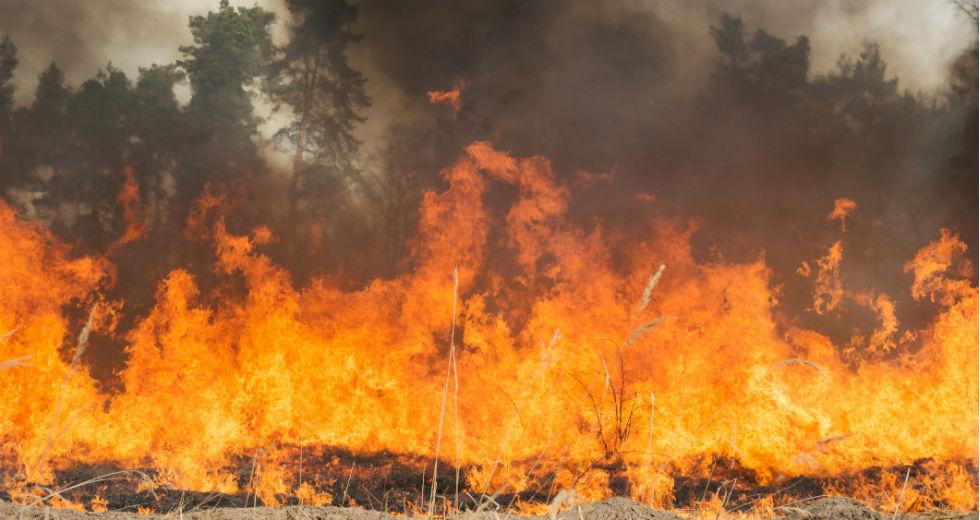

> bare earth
[0,498,976,520]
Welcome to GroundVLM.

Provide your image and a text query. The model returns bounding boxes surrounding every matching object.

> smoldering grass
[13,469,154,512]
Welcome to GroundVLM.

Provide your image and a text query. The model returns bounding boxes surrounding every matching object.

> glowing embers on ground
[0,142,976,513]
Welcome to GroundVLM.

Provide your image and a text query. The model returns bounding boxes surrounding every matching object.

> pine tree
[268,0,370,175]
[0,35,17,154]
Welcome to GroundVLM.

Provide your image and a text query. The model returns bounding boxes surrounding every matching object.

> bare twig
[342,461,356,506]
[717,478,737,520]
[951,0,979,24]
[892,467,912,520]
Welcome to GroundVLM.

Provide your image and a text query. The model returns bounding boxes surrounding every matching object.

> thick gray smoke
[0,0,975,382]
[0,1,972,113]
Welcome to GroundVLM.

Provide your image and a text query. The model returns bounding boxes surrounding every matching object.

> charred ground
[2,448,976,515]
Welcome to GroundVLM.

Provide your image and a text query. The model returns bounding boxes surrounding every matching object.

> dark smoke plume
[0,0,975,384]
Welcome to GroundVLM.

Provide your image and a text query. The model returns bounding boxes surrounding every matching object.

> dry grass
[638,264,666,313]
[430,265,462,516]
[576,265,671,461]
[27,305,96,479]
[0,327,32,371]
[1,267,969,519]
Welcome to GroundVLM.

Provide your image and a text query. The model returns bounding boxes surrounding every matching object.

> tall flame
[0,143,976,509]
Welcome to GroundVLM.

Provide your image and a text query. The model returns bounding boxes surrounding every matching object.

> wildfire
[0,143,976,512]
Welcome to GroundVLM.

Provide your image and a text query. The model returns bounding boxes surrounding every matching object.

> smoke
[350,0,975,132]
[0,0,974,255]
[0,0,185,104]
[350,0,976,269]
[0,0,975,378]
[349,0,976,354]
[0,1,972,111]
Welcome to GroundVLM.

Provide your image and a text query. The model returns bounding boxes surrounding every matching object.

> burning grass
[0,143,976,517]
[0,451,976,517]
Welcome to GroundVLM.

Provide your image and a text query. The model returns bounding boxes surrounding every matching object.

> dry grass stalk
[29,306,96,477]
[625,317,669,346]
[771,358,826,374]
[297,409,304,494]
[573,266,673,464]
[1,328,31,371]
[628,265,670,345]
[430,265,461,516]
[0,326,18,342]
[342,461,356,506]
[71,308,95,366]
[715,478,737,520]
[647,392,655,464]
[892,467,912,520]
[639,264,666,312]
[14,469,152,512]
[498,356,612,512]
[452,274,463,511]
[247,447,261,508]
[0,354,32,371]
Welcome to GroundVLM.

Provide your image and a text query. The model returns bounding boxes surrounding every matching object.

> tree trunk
[287,51,321,262]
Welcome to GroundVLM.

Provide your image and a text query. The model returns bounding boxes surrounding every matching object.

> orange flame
[827,197,857,231]
[428,80,468,116]
[108,166,145,254]
[0,144,975,509]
